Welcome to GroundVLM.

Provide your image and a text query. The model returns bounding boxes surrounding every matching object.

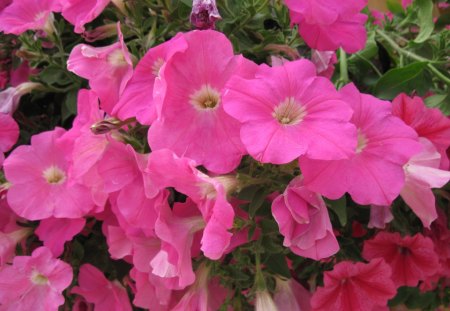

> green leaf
[374,62,428,99]
[414,0,434,43]
[249,188,267,218]
[61,89,78,122]
[264,254,291,278]
[386,0,404,14]
[425,94,450,115]
[39,65,71,86]
[325,196,347,226]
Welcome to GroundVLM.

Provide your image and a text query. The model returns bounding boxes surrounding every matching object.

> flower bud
[190,0,221,30]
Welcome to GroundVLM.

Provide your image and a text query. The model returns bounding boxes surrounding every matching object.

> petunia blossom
[400,138,450,228]
[67,23,133,114]
[362,231,440,287]
[224,59,356,164]
[72,264,132,311]
[311,258,396,311]
[300,83,421,206]
[190,0,221,30]
[112,33,188,125]
[0,112,18,167]
[272,176,339,260]
[61,0,111,33]
[3,128,95,220]
[368,205,393,229]
[0,246,73,311]
[147,30,257,174]
[0,0,61,35]
[274,277,311,311]
[284,0,368,53]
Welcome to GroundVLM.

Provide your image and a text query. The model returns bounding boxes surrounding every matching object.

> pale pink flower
[400,138,450,228]
[402,0,413,9]
[148,30,257,174]
[3,128,95,220]
[61,0,111,33]
[363,232,440,287]
[272,177,339,260]
[311,258,396,311]
[392,93,450,169]
[190,0,221,30]
[368,205,393,229]
[67,23,133,114]
[311,50,337,79]
[112,33,188,125]
[0,82,42,115]
[0,112,18,167]
[0,0,60,35]
[147,149,235,260]
[274,278,311,311]
[300,83,421,206]
[72,264,132,311]
[255,290,279,311]
[224,59,356,164]
[35,217,86,256]
[0,246,72,310]
[284,0,368,53]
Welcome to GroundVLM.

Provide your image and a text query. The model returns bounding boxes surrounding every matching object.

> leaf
[325,196,347,226]
[249,188,267,218]
[264,254,291,278]
[425,94,450,116]
[414,0,434,43]
[61,89,78,122]
[386,0,404,14]
[374,62,428,99]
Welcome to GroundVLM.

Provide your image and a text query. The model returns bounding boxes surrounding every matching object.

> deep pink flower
[0,0,11,12]
[0,0,60,35]
[272,177,339,260]
[61,0,111,33]
[148,30,257,174]
[311,258,396,311]
[402,0,413,9]
[274,278,311,311]
[147,149,235,260]
[224,59,356,164]
[9,60,38,87]
[0,112,18,167]
[392,93,450,169]
[67,23,133,114]
[3,128,95,220]
[190,0,221,30]
[0,246,72,310]
[300,83,421,206]
[35,217,86,256]
[362,232,440,287]
[72,264,132,311]
[112,33,188,125]
[285,0,368,53]
[400,138,450,228]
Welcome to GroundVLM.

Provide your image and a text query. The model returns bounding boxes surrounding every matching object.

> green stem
[376,29,450,86]
[339,48,349,84]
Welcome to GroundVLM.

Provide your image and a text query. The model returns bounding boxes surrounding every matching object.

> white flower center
[190,84,221,111]
[30,270,49,285]
[42,165,66,184]
[152,58,165,77]
[272,97,306,126]
[107,49,127,67]
[356,130,368,153]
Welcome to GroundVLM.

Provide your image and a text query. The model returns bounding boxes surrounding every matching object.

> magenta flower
[0,247,72,310]
[0,0,60,35]
[284,0,368,53]
[311,258,396,311]
[72,264,132,311]
[0,113,18,167]
[300,83,421,206]
[190,0,221,30]
[224,59,356,164]
[363,232,440,287]
[3,128,95,220]
[113,33,188,125]
[272,177,339,260]
[67,23,133,114]
[61,0,111,33]
[148,30,257,174]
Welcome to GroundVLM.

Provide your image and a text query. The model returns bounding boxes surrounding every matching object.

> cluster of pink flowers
[0,0,449,310]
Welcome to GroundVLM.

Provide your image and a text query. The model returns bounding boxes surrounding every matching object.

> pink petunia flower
[311,50,337,79]
[61,0,111,33]
[148,30,257,174]
[0,0,60,35]
[112,33,188,125]
[224,59,356,164]
[392,93,450,169]
[0,246,73,310]
[368,205,393,229]
[0,82,42,115]
[362,232,440,287]
[3,128,95,220]
[274,277,312,311]
[35,217,86,257]
[284,0,368,53]
[67,23,133,114]
[0,112,18,167]
[400,138,450,228]
[71,264,132,311]
[190,0,221,30]
[271,176,339,260]
[300,83,421,206]
[311,258,396,311]
[146,149,235,260]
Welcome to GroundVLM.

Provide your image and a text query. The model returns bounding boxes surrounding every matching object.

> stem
[376,29,450,86]
[339,48,349,84]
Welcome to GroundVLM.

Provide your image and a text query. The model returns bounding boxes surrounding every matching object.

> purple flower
[190,0,221,30]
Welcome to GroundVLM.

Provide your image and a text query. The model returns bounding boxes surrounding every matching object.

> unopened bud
[190,0,221,30]
[90,118,122,135]
[82,24,118,42]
